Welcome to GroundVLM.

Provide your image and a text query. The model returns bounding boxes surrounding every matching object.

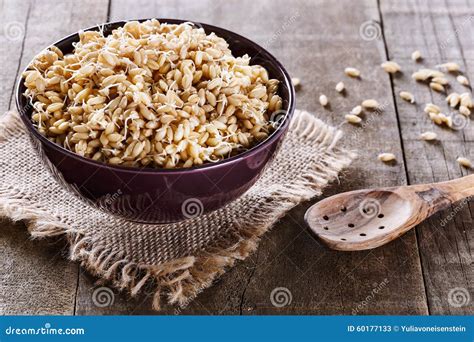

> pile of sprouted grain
[22,20,283,169]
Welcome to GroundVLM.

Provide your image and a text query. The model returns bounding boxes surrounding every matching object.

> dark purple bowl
[15,19,295,223]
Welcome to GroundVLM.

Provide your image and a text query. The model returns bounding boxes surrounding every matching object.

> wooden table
[0,0,472,315]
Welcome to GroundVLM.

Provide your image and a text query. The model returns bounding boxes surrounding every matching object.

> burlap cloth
[0,109,355,310]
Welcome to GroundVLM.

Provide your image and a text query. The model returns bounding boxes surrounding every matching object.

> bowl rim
[16,18,296,174]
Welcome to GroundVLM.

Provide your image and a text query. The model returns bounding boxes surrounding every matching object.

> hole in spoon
[378,213,384,218]
[341,206,347,212]
[323,226,329,230]
[348,223,354,228]
[341,238,346,241]
[323,215,329,220]
[379,226,385,229]
[360,233,366,236]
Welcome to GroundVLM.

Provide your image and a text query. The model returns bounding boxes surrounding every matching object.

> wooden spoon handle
[433,174,474,202]
[404,174,474,215]
[439,175,474,201]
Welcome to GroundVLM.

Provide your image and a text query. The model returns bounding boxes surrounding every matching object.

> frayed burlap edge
[0,110,355,310]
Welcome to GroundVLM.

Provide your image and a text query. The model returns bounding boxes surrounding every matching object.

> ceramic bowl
[16,19,295,223]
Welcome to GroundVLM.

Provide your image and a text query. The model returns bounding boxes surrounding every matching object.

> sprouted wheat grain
[378,153,396,162]
[457,157,472,168]
[411,50,422,61]
[23,20,283,169]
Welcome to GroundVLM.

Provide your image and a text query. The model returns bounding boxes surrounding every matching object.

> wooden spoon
[305,175,474,251]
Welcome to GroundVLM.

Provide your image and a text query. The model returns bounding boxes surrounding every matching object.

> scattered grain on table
[429,82,445,93]
[361,99,379,110]
[412,68,444,81]
[344,67,360,78]
[335,81,345,93]
[437,62,460,73]
[420,131,437,141]
[411,50,422,61]
[381,61,401,74]
[350,105,362,115]
[456,75,469,87]
[345,114,362,124]
[431,77,449,85]
[446,93,460,108]
[459,105,471,116]
[457,157,472,168]
[292,77,301,88]
[378,153,396,162]
[424,103,441,114]
[399,91,415,103]
[319,94,328,107]
[460,93,473,108]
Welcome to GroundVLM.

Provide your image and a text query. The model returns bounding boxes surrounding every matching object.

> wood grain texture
[73,0,428,315]
[380,0,474,314]
[0,219,77,314]
[3,0,471,315]
[0,0,29,114]
[0,0,109,315]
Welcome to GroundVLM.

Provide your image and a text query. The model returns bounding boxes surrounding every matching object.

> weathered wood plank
[380,0,473,314]
[0,0,29,114]
[75,0,428,314]
[0,218,78,315]
[0,0,109,315]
